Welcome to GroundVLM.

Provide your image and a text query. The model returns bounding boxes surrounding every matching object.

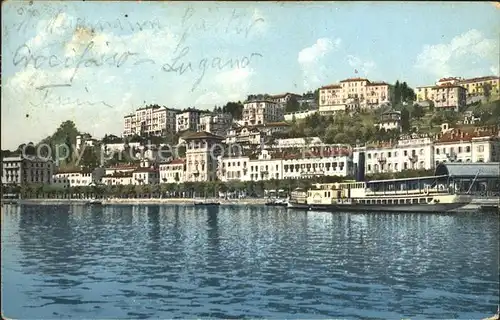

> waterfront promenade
[16,197,269,206]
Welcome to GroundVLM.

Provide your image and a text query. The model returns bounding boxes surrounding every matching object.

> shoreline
[12,198,270,206]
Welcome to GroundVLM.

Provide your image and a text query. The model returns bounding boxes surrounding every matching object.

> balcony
[377,157,387,164]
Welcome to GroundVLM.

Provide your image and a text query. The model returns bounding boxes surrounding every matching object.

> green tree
[222,101,244,120]
[401,108,410,132]
[412,104,426,119]
[285,96,300,113]
[482,82,492,101]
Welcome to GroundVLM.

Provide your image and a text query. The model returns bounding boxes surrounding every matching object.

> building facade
[123,105,178,137]
[102,171,134,186]
[183,132,224,182]
[132,167,159,185]
[242,100,284,126]
[433,128,500,164]
[159,158,186,183]
[375,111,402,132]
[269,92,302,105]
[459,76,500,97]
[198,112,233,137]
[432,84,467,111]
[355,135,435,174]
[53,167,105,188]
[319,78,392,112]
[1,156,54,186]
[176,109,201,133]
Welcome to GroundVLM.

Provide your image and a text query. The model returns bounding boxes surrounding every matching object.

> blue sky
[2,1,499,149]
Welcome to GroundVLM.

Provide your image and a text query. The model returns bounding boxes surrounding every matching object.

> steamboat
[287,152,473,213]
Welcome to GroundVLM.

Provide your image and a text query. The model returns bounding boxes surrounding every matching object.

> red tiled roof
[168,158,186,165]
[436,128,498,143]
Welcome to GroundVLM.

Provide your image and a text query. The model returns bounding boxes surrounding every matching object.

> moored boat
[265,198,288,207]
[287,176,472,213]
[194,199,220,206]
[87,198,103,205]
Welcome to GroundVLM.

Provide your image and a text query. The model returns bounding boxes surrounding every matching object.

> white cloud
[298,38,341,65]
[298,38,342,89]
[415,29,499,78]
[346,55,376,75]
[194,67,254,106]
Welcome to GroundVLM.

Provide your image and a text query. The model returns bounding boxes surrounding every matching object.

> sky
[2,1,499,150]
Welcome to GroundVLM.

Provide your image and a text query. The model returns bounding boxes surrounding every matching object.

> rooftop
[168,158,186,165]
[133,167,158,173]
[320,84,341,89]
[182,131,225,140]
[366,82,389,86]
[435,162,500,178]
[270,92,301,98]
[340,78,370,83]
[435,127,498,143]
[459,76,499,84]
[104,171,133,178]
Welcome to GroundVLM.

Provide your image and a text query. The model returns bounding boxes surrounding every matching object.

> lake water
[2,204,499,319]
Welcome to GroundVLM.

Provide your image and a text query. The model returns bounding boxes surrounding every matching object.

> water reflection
[1,205,499,319]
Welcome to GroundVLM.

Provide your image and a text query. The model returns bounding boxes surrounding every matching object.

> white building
[123,105,179,136]
[433,127,500,164]
[176,109,201,132]
[375,111,402,132]
[218,148,353,182]
[242,100,284,126]
[282,148,353,179]
[159,158,185,183]
[1,156,54,186]
[269,92,302,105]
[53,167,106,188]
[355,134,435,174]
[219,150,283,182]
[102,171,134,186]
[273,137,323,149]
[225,122,290,147]
[284,110,317,121]
[198,112,232,137]
[416,83,467,111]
[132,167,159,185]
[183,131,224,182]
[319,78,393,112]
[76,134,98,150]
